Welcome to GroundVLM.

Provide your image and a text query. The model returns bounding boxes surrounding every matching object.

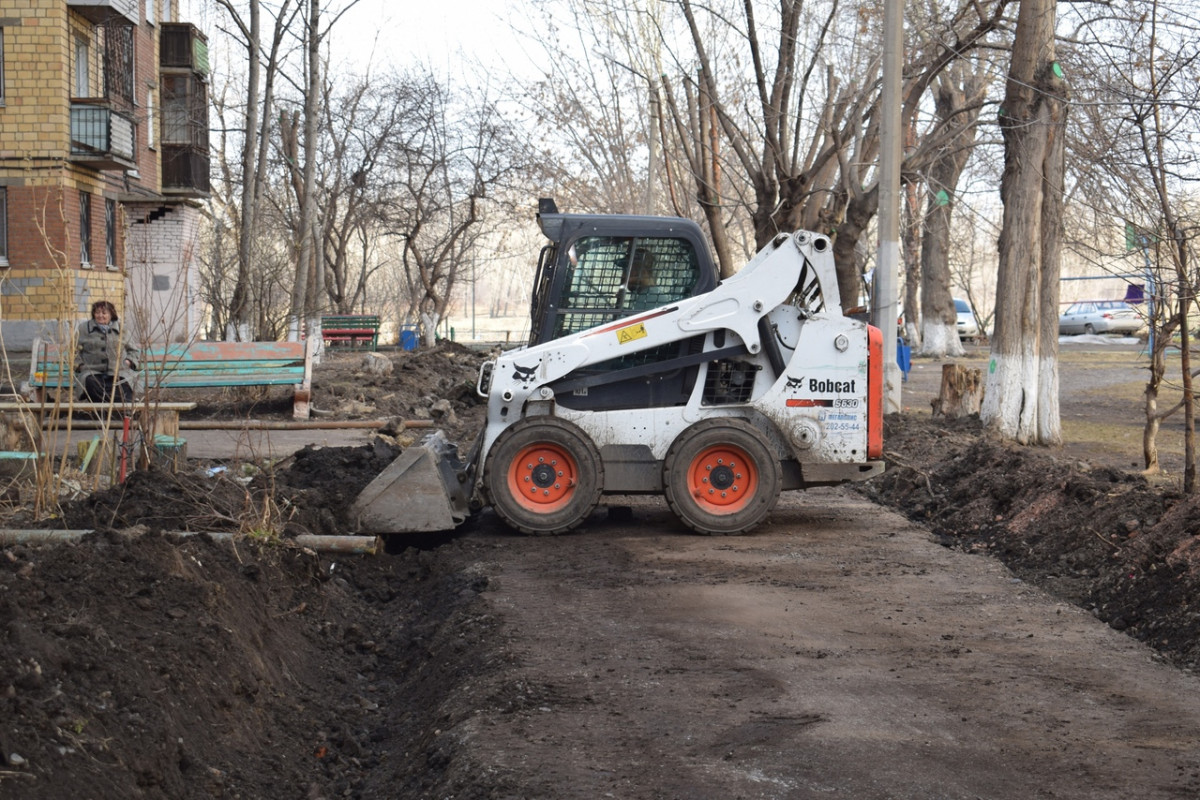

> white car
[1058,301,1144,336]
[955,299,980,341]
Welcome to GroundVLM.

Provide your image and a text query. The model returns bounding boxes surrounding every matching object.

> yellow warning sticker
[617,322,648,345]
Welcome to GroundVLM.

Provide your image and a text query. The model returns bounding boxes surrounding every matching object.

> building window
[75,38,90,97]
[144,0,155,26]
[146,89,155,149]
[80,191,92,267]
[0,187,9,266]
[105,198,117,268]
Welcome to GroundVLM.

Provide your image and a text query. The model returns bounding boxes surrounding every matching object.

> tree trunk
[289,0,321,340]
[420,311,440,348]
[1143,383,1161,474]
[981,0,1067,445]
[919,69,983,359]
[902,161,921,347]
[831,186,876,311]
[227,0,260,342]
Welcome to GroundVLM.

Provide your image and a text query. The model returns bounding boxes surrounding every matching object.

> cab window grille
[553,235,701,339]
[702,360,760,405]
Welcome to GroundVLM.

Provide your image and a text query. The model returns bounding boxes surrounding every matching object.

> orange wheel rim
[508,442,579,513]
[686,445,758,514]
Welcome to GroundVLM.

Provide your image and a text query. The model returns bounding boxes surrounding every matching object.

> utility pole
[873,0,903,413]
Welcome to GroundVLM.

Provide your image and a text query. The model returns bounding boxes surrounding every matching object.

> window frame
[105,197,117,269]
[75,37,89,97]
[79,191,92,268]
[146,88,155,149]
[0,187,9,267]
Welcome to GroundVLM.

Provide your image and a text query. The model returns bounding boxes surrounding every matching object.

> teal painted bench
[30,338,315,419]
[321,315,381,350]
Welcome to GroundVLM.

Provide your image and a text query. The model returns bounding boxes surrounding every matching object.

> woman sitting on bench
[75,300,139,404]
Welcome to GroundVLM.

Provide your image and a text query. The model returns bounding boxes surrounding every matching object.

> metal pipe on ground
[0,529,382,554]
[40,419,435,431]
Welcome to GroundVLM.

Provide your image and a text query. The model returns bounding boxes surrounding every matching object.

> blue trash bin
[400,327,419,351]
[896,337,912,381]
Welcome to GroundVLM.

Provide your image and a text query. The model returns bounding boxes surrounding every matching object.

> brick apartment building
[0,0,209,351]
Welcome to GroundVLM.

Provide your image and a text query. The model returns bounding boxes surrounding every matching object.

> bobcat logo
[511,362,539,384]
[785,375,805,391]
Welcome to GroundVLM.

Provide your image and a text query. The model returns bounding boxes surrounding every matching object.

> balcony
[70,102,137,171]
[160,23,209,77]
[67,0,138,25]
[161,145,211,198]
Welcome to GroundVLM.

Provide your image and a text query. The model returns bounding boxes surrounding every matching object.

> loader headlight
[477,362,495,398]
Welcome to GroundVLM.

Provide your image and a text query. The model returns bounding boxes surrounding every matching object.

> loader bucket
[351,430,474,533]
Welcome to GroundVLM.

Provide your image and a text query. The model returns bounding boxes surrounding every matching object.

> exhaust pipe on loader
[351,430,475,533]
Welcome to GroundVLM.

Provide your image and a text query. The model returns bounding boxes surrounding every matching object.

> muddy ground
[3,340,1200,798]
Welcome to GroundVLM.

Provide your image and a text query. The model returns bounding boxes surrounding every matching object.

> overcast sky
[330,0,529,77]
[179,0,532,79]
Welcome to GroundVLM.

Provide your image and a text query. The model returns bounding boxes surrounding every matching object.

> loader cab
[528,202,720,347]
[526,200,722,412]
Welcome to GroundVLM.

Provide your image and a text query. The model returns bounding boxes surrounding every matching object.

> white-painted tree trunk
[225,321,252,342]
[918,321,965,359]
[420,311,440,348]
[981,348,1059,443]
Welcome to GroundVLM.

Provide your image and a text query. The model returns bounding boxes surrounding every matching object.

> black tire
[483,417,603,535]
[1084,323,1096,335]
[663,418,783,535]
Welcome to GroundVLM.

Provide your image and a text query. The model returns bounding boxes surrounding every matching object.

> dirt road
[436,491,1200,799]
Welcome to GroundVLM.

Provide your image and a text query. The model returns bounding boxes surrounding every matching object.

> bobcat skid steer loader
[352,200,884,536]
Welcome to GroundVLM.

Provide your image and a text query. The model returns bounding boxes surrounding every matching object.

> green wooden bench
[321,315,381,350]
[29,338,316,419]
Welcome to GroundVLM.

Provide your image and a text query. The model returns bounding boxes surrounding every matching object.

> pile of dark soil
[863,414,1200,669]
[1,530,500,799]
[53,440,402,536]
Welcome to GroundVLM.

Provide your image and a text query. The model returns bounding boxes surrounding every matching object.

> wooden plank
[0,402,197,411]
[142,376,304,388]
[144,341,306,361]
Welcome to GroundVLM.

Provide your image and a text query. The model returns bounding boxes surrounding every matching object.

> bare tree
[981,0,1069,444]
[1067,0,1200,485]
[212,0,299,340]
[381,77,521,346]
[315,78,398,313]
[663,0,1011,301]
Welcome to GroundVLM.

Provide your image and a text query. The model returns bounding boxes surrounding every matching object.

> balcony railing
[70,102,137,171]
[67,0,138,25]
[161,145,211,197]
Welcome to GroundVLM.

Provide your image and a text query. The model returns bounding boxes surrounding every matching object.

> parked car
[955,299,981,341]
[1058,300,1144,336]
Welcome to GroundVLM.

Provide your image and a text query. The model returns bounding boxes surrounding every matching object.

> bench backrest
[142,341,310,388]
[321,315,381,330]
[30,338,314,391]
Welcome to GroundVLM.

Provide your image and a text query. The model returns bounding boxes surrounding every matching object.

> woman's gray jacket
[75,319,139,389]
